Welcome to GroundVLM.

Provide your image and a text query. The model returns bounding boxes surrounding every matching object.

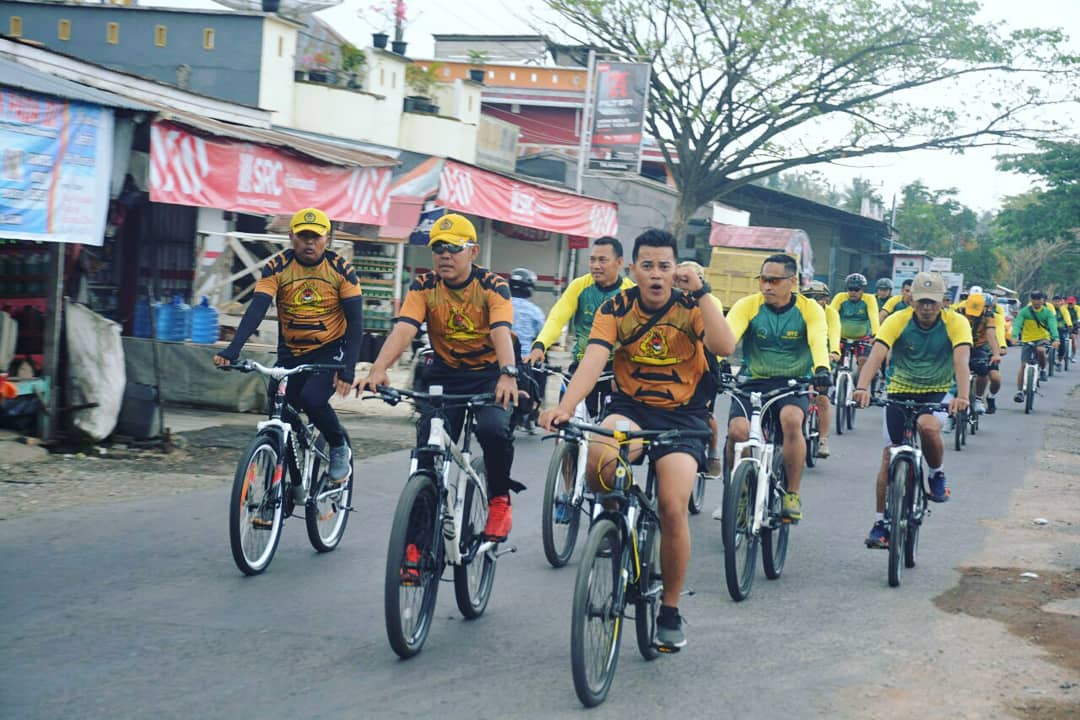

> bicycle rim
[1025,366,1035,414]
[571,520,623,708]
[454,459,496,619]
[541,440,582,567]
[887,459,910,587]
[634,518,662,661]
[835,374,847,436]
[722,463,759,601]
[385,473,442,658]
[688,472,707,514]
[805,410,818,468]
[762,457,789,580]
[229,436,283,576]
[954,410,965,451]
[306,431,352,552]
[904,472,924,569]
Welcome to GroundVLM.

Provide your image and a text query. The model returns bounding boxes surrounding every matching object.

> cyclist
[879,278,913,323]
[539,229,736,650]
[803,280,841,458]
[358,213,521,541]
[968,286,1008,413]
[1011,290,1059,398]
[854,272,972,548]
[874,277,893,305]
[214,207,360,484]
[510,267,546,433]
[1051,295,1073,369]
[955,292,1002,414]
[722,255,832,522]
[1067,296,1080,356]
[830,273,880,378]
[676,260,725,475]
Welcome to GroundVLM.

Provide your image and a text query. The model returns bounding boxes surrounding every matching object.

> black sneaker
[655,605,686,652]
[985,397,997,415]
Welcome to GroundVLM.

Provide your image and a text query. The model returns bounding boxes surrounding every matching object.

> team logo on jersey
[632,328,678,366]
[290,282,327,314]
[445,305,481,341]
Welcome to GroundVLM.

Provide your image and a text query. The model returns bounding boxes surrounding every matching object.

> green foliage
[763,170,842,207]
[995,142,1080,244]
[340,42,366,73]
[541,0,1076,234]
[894,181,978,259]
[467,49,490,65]
[405,62,444,97]
[841,177,884,215]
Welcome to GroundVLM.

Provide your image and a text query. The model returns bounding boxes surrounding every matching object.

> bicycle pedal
[655,645,681,654]
[680,586,695,597]
[494,545,517,558]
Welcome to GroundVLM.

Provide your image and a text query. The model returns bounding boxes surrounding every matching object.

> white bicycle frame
[1022,343,1045,395]
[405,387,496,567]
[552,369,614,514]
[730,390,776,536]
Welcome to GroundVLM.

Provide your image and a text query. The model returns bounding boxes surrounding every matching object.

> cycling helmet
[969,285,984,295]
[875,278,893,291]
[1069,296,1077,304]
[509,267,537,289]
[804,280,830,298]
[1030,290,1046,300]
[845,273,867,289]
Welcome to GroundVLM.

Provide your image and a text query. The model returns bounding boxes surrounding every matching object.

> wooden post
[38,243,65,441]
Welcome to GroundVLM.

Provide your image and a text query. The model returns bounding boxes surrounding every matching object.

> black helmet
[509,267,537,288]
[845,273,867,289]
[875,278,893,291]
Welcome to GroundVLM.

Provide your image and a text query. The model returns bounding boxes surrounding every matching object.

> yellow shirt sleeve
[866,294,881,335]
[943,306,974,346]
[533,274,590,352]
[825,305,841,355]
[798,295,830,371]
[994,305,1006,349]
[1062,306,1074,327]
[882,295,900,313]
[875,307,913,348]
[724,293,763,345]
[829,292,845,311]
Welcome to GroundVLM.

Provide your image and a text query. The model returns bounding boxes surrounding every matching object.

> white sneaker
[972,398,986,415]
[711,504,724,521]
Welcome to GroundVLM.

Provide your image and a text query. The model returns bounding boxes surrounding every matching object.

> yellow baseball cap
[429,213,477,246]
[290,208,331,235]
[964,293,986,317]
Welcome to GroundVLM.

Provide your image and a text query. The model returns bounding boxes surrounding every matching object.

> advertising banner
[588,61,650,174]
[436,160,617,238]
[149,121,392,225]
[0,89,113,245]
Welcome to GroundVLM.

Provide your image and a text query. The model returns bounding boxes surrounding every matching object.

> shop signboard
[149,121,392,225]
[0,89,113,245]
[588,61,650,174]
[409,205,446,245]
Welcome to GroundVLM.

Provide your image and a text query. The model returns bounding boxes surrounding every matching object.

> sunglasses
[758,274,795,284]
[430,241,475,255]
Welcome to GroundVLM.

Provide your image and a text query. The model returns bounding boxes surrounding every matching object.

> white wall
[258,17,298,126]
[399,112,477,161]
[292,83,396,145]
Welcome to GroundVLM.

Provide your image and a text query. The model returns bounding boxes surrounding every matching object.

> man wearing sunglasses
[358,214,521,541]
[721,254,832,523]
[1011,290,1059,395]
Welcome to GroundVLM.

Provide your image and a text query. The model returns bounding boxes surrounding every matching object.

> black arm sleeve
[338,296,365,383]
[217,292,272,361]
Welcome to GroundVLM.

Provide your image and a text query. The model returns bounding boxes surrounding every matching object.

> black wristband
[690,283,712,300]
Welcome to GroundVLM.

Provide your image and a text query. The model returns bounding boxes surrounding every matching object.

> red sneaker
[400,543,422,586]
[483,495,512,541]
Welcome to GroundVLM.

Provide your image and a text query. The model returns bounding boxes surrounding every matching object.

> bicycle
[953,380,969,452]
[370,385,514,659]
[804,385,821,468]
[720,378,810,602]
[561,419,712,707]
[869,398,950,587]
[221,360,354,576]
[1020,341,1048,414]
[834,339,871,435]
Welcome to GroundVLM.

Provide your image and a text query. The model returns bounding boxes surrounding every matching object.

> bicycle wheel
[804,407,819,468]
[385,472,443,659]
[845,392,856,430]
[454,457,496,619]
[834,373,848,436]
[761,453,790,580]
[904,470,925,569]
[1024,365,1036,414]
[541,440,582,567]
[886,457,911,588]
[305,430,353,553]
[688,472,707,514]
[571,519,624,708]
[722,462,759,601]
[1048,352,1056,378]
[633,517,662,661]
[229,433,285,576]
[954,409,966,451]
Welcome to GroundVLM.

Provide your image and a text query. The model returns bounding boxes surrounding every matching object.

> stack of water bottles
[133,294,218,343]
[190,296,219,344]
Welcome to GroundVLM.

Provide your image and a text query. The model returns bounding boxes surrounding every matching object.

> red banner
[436,160,617,238]
[149,121,392,224]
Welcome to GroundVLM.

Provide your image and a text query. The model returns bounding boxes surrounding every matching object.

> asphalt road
[1,353,1074,719]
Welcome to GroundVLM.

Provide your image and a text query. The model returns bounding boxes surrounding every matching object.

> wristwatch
[499,365,518,378]
[690,282,712,300]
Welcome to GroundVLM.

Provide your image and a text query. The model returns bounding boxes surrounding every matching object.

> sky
[163,0,1080,214]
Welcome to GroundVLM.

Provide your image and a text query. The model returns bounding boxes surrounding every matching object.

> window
[9,16,22,37]
[487,70,495,79]
[379,67,385,85]
[551,73,558,83]
[106,22,119,44]
[572,75,581,85]
[530,72,537,82]
[154,24,167,47]
[509,71,516,81]
[202,28,215,50]
[467,96,474,112]
[57,19,70,41]
[277,36,284,57]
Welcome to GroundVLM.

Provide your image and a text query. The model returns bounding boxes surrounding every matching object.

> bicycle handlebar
[870,398,951,412]
[368,385,497,407]
[218,359,345,380]
[531,362,614,383]
[554,418,712,445]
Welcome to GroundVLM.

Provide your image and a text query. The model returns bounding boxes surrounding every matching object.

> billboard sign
[588,61,650,174]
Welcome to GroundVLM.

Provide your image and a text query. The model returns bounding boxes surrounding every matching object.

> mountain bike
[1020,341,1048,414]
[221,360,354,576]
[835,339,871,435]
[533,363,612,568]
[720,378,810,602]
[371,385,514,659]
[563,419,712,707]
[870,398,949,587]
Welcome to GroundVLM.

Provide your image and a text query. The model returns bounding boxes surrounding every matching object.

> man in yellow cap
[215,207,362,484]
[359,213,522,545]
[955,291,1002,414]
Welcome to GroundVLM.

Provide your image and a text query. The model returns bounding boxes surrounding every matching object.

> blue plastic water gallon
[154,300,173,341]
[169,295,191,342]
[191,296,219,344]
[133,296,153,338]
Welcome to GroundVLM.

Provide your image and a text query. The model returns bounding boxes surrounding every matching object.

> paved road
[1,354,1075,719]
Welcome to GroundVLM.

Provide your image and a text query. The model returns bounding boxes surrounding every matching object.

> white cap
[969,285,983,295]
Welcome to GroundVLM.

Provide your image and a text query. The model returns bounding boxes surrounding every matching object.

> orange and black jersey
[253,249,362,357]
[398,265,513,370]
[589,287,710,410]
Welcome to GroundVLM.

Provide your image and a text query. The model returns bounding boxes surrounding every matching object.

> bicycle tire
[1048,353,1055,378]
[454,457,496,619]
[541,440,582,567]
[954,409,965,452]
[886,457,910,588]
[845,392,856,430]
[722,462,759,601]
[761,453,789,580]
[305,430,353,553]
[1024,365,1036,414]
[835,373,848,436]
[688,472,707,514]
[385,472,443,659]
[571,519,624,708]
[805,407,819,468]
[904,470,925,569]
[229,433,285,576]
[633,517,662,661]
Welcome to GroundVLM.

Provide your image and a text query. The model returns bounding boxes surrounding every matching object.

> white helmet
[968,285,983,295]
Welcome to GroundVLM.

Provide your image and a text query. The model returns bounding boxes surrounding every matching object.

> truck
[704,225,815,309]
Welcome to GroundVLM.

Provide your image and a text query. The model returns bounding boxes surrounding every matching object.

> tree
[841,177,884,216]
[763,170,841,207]
[541,0,1077,235]
[893,181,977,258]
[995,142,1080,245]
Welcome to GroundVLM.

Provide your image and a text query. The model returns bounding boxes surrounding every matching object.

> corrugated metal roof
[0,56,154,111]
[709,225,808,250]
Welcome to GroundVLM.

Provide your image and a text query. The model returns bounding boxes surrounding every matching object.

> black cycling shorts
[603,394,710,469]
[726,378,809,444]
